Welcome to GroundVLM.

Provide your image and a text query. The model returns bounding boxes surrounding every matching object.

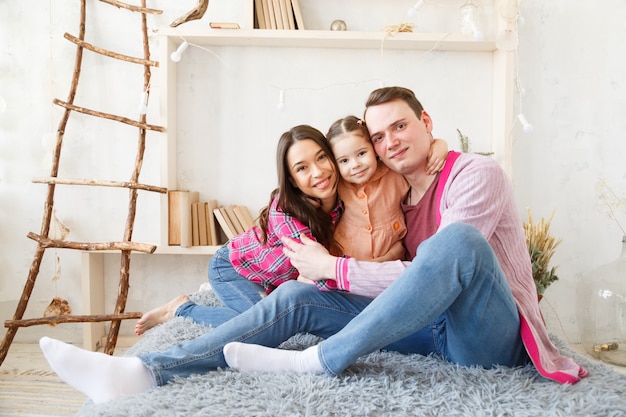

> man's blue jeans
[139,223,527,386]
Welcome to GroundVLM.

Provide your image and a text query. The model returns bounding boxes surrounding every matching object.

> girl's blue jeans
[175,244,266,327]
[139,223,528,386]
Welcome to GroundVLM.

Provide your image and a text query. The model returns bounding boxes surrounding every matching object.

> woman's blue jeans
[175,245,266,327]
[139,223,527,385]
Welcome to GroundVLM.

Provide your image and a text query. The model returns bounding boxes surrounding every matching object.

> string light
[170,41,189,62]
[496,0,520,51]
[517,113,534,133]
[277,89,285,112]
[408,0,424,18]
[459,1,484,41]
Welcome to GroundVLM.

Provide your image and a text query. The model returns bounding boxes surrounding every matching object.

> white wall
[1,0,624,346]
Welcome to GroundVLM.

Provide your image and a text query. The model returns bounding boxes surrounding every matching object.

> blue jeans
[174,245,266,327]
[139,223,527,385]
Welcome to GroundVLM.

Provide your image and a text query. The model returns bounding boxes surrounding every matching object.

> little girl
[135,125,342,335]
[326,115,447,261]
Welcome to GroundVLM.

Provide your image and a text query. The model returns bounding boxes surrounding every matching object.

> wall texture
[1,0,624,346]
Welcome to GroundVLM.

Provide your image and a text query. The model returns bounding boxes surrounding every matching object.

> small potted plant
[523,209,562,299]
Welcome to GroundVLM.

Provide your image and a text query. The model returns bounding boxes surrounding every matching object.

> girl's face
[331,132,378,186]
[287,138,338,211]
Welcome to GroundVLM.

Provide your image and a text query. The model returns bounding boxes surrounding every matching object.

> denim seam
[143,299,359,384]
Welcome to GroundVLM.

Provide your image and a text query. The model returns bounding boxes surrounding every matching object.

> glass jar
[577,235,626,366]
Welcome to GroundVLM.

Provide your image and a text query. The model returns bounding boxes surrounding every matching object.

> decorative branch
[171,0,209,27]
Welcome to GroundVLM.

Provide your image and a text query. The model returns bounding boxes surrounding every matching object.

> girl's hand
[426,138,448,175]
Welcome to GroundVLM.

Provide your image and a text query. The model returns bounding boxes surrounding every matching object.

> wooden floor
[1,336,139,375]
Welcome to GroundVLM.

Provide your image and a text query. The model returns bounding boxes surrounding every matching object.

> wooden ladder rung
[5,312,142,328]
[31,176,167,193]
[99,0,163,15]
[64,33,159,67]
[27,233,157,254]
[53,99,165,132]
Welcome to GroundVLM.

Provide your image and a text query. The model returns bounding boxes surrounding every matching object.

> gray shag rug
[77,291,626,417]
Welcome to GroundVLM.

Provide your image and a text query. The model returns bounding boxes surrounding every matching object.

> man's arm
[282,234,409,297]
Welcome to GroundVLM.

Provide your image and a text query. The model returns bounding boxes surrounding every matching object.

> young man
[224,86,587,383]
[40,87,586,405]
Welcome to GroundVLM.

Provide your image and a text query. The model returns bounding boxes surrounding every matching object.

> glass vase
[577,235,626,366]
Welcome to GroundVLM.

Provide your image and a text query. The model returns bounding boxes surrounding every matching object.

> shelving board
[156,28,496,52]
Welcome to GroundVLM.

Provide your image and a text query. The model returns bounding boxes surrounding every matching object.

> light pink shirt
[332,152,587,384]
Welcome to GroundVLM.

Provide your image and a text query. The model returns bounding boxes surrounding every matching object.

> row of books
[168,190,257,247]
[254,0,304,30]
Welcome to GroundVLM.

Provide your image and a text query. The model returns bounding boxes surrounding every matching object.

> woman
[136,125,342,335]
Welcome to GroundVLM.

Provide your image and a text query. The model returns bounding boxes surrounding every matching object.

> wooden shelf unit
[81,25,515,350]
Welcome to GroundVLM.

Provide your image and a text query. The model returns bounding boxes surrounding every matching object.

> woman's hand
[282,234,337,281]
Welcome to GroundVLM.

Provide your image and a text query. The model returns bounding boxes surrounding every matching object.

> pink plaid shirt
[229,196,342,293]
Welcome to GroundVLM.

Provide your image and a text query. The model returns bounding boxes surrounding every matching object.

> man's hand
[282,234,337,281]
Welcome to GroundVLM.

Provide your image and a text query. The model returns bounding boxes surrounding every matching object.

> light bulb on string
[408,0,424,18]
[496,25,518,50]
[460,1,483,41]
[516,78,526,98]
[518,113,534,133]
[171,41,189,62]
[277,89,285,112]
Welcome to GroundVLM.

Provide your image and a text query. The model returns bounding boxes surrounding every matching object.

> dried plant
[456,129,494,156]
[523,209,562,295]
[596,178,626,235]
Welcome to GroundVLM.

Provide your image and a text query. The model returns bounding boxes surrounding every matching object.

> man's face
[366,99,433,177]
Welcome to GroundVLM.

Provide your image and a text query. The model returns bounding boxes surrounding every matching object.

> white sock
[39,336,155,404]
[223,342,324,374]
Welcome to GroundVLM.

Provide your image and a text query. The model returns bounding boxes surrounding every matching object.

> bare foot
[135,295,190,335]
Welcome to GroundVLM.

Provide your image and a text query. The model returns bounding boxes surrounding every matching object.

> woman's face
[286,138,338,211]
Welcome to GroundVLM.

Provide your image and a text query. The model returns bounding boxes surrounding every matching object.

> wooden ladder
[0,0,167,366]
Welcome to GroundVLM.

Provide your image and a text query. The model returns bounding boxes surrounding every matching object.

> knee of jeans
[271,280,315,303]
[440,223,486,248]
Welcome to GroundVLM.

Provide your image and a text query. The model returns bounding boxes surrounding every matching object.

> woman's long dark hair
[257,125,340,252]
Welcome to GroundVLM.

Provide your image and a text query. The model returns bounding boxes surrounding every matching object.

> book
[265,0,277,29]
[205,0,254,29]
[168,190,199,247]
[225,205,246,234]
[191,202,201,246]
[283,0,295,30]
[233,205,256,231]
[278,0,290,30]
[271,0,284,29]
[290,0,304,30]
[254,0,266,29]
[213,206,237,240]
[206,199,219,245]
[261,0,272,29]
[209,22,241,29]
[197,202,209,245]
